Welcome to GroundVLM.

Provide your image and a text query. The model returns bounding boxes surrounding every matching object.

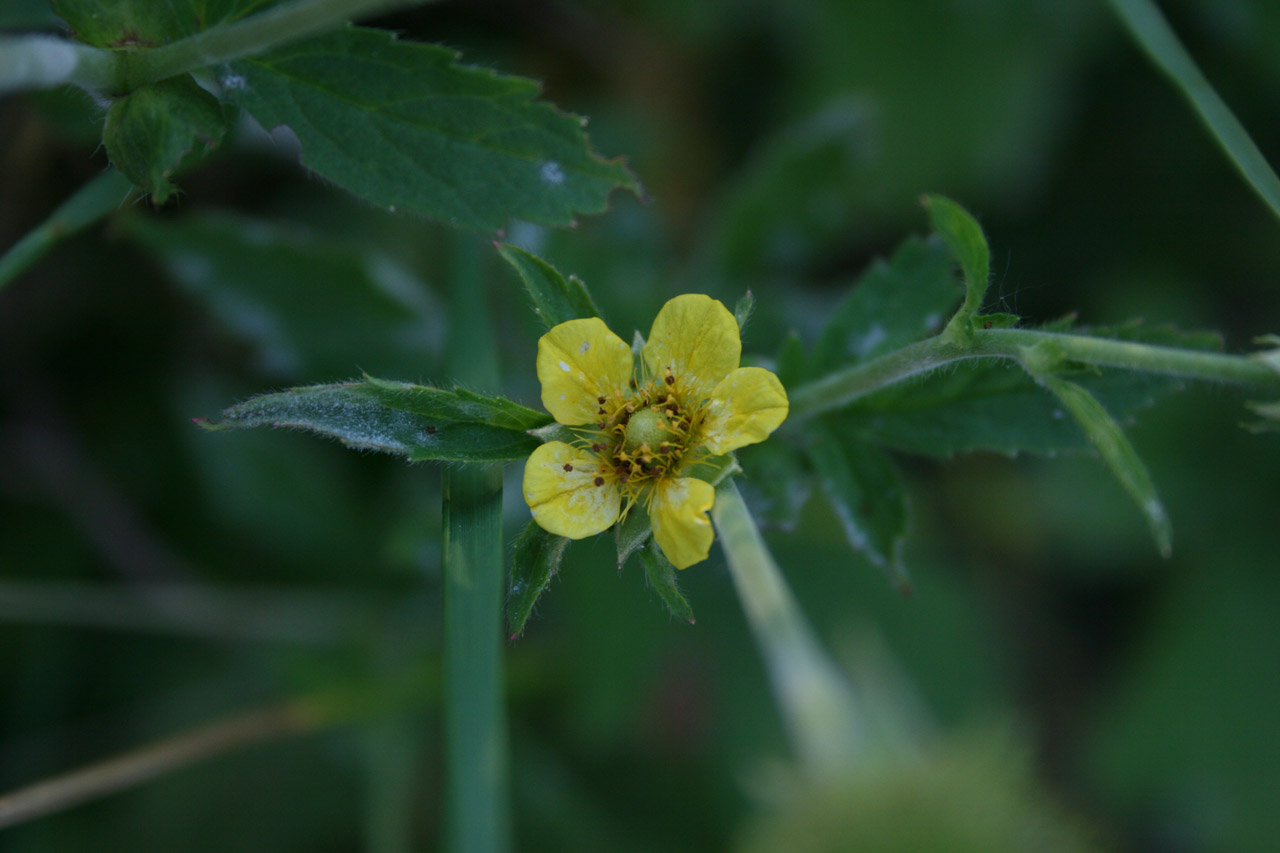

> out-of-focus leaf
[701,97,875,278]
[1252,334,1280,375]
[808,236,957,378]
[496,244,599,330]
[52,0,275,47]
[1244,400,1280,434]
[0,169,132,291]
[125,211,442,379]
[202,379,549,462]
[0,1,59,29]
[639,544,694,624]
[847,321,1221,458]
[1032,369,1171,557]
[807,421,910,590]
[227,27,639,231]
[614,508,651,572]
[104,75,227,203]
[924,194,989,329]
[507,520,568,639]
[736,439,812,531]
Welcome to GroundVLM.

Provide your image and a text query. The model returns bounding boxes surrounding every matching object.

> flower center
[622,407,668,454]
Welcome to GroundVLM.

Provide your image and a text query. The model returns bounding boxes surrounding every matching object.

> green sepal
[923,194,991,337]
[201,377,550,462]
[640,544,695,625]
[496,243,600,330]
[1029,369,1172,558]
[734,290,756,333]
[226,27,640,231]
[807,421,910,591]
[614,508,652,572]
[104,75,228,203]
[507,520,568,639]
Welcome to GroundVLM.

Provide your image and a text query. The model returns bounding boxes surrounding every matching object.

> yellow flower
[522,294,789,569]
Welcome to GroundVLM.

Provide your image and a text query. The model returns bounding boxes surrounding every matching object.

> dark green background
[2,1,1278,849]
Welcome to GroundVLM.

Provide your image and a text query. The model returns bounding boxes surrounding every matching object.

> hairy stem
[789,327,1280,422]
[713,479,862,779]
[0,35,115,94]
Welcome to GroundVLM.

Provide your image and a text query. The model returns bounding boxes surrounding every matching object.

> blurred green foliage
[2,0,1280,850]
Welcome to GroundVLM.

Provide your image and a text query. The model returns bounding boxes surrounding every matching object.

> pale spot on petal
[559,360,571,372]
[579,340,590,354]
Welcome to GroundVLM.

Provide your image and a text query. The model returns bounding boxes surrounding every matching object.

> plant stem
[0,702,311,829]
[713,479,862,780]
[119,0,420,92]
[0,35,115,94]
[441,239,509,853]
[788,327,1280,422]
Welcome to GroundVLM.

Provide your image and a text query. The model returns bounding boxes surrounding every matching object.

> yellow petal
[523,442,619,539]
[701,367,789,455]
[537,318,633,425]
[643,294,740,400]
[650,476,716,569]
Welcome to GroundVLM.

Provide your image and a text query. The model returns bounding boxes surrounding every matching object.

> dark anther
[597,407,605,414]
[598,422,607,429]
[426,426,437,435]
[591,443,603,453]
[594,476,604,486]
[665,375,675,385]
[597,396,606,404]
[629,379,637,389]
[563,463,573,472]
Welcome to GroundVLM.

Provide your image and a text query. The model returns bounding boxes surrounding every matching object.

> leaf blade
[227,27,640,230]
[507,521,568,639]
[495,244,599,329]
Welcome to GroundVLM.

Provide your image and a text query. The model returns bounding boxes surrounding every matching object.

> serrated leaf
[124,211,441,379]
[806,422,910,590]
[808,236,958,378]
[202,379,550,462]
[104,75,228,203]
[614,508,652,572]
[640,544,694,624]
[496,243,599,330]
[52,0,275,48]
[846,320,1220,458]
[226,27,639,231]
[1031,370,1172,558]
[507,520,568,639]
[923,194,989,329]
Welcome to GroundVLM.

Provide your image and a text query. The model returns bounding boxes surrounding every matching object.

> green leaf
[124,211,440,378]
[103,75,228,203]
[53,0,274,48]
[495,243,599,330]
[808,236,958,378]
[806,422,910,591]
[1244,400,1280,434]
[613,508,652,572]
[201,378,550,462]
[736,439,812,531]
[1030,369,1172,558]
[639,544,694,625]
[923,194,990,332]
[0,169,132,292]
[847,320,1220,458]
[507,520,568,639]
[226,27,639,231]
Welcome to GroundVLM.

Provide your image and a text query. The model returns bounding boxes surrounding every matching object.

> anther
[563,463,573,472]
[665,374,675,386]
[597,396,605,404]
[629,379,637,389]
[593,477,604,486]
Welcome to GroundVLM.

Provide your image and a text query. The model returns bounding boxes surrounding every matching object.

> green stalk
[712,479,862,780]
[442,240,509,853]
[1107,0,1280,224]
[788,327,1280,422]
[0,169,134,294]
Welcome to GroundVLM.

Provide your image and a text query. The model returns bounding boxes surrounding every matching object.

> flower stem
[788,327,1280,422]
[713,479,862,779]
[441,239,509,853]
